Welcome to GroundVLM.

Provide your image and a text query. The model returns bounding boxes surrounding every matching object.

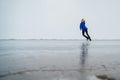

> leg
[85,30,91,41]
[82,30,89,40]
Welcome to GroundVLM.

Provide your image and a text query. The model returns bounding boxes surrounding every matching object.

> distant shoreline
[0,39,120,41]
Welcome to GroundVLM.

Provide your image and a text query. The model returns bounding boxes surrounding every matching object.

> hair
[81,18,85,23]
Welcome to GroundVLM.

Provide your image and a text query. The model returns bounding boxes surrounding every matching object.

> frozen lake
[0,40,120,80]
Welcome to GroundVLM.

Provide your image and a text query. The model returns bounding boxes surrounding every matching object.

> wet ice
[0,40,120,80]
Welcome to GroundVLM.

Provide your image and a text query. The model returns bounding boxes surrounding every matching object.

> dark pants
[82,30,91,41]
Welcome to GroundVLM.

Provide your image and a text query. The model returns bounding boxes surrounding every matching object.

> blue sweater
[80,22,88,31]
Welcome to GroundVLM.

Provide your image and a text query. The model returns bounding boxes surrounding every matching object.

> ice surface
[0,40,120,80]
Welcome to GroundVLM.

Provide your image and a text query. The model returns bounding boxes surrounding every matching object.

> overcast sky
[0,0,120,39]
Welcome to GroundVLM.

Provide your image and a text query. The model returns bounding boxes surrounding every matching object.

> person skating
[80,19,91,41]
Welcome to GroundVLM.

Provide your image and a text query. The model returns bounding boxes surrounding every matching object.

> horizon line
[0,39,120,41]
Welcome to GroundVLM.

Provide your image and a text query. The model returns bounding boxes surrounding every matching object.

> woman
[80,19,91,41]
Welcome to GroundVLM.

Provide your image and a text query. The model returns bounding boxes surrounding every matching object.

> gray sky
[0,0,120,39]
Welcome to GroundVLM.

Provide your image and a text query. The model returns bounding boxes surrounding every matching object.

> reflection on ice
[80,42,89,67]
[79,42,89,80]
